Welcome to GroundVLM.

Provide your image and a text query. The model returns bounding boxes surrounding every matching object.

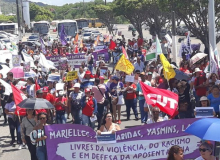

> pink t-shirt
[91,84,106,104]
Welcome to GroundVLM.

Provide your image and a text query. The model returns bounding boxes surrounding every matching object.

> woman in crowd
[21,109,37,160]
[54,91,67,124]
[30,112,48,160]
[179,61,190,74]
[110,76,124,124]
[97,112,121,135]
[206,73,220,86]
[81,88,97,129]
[207,85,220,117]
[69,83,84,124]
[124,81,139,121]
[167,145,184,160]
[195,141,217,160]
[27,77,36,98]
[5,93,22,148]
[194,96,216,117]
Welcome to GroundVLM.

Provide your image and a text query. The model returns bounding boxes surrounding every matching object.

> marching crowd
[0,33,219,160]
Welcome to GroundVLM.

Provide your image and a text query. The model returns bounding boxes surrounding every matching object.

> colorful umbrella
[190,53,207,65]
[9,66,36,79]
[185,118,220,141]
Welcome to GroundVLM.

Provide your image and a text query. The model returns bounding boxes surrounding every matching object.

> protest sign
[46,49,109,69]
[12,55,21,67]
[195,107,214,118]
[97,133,116,144]
[45,118,201,160]
[23,62,30,72]
[66,71,78,81]
[48,74,60,82]
[100,67,108,79]
[125,75,134,82]
[59,57,68,70]
[24,72,36,78]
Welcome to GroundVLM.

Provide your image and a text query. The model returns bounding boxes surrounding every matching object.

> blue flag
[40,38,46,55]
[60,25,67,46]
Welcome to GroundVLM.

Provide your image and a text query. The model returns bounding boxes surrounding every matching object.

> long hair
[7,93,14,103]
[101,112,112,125]
[167,145,183,160]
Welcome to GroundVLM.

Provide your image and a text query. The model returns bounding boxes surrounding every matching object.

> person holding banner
[81,88,97,129]
[30,112,48,160]
[97,112,120,135]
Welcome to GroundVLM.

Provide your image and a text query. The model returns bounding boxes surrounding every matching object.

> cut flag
[146,42,156,61]
[115,54,134,74]
[109,40,116,50]
[140,81,179,117]
[11,84,27,116]
[122,46,128,59]
[160,53,176,80]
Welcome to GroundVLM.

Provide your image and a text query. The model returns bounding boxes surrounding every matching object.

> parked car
[27,35,39,42]
[21,41,41,50]
[82,33,92,43]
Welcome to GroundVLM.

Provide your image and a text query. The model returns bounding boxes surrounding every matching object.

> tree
[113,0,147,38]
[30,3,53,21]
[94,4,115,34]
[159,0,220,52]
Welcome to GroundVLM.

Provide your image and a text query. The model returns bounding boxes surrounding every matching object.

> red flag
[109,40,116,50]
[11,84,27,116]
[140,81,179,117]
[122,46,128,59]
[35,79,40,91]
[74,46,79,53]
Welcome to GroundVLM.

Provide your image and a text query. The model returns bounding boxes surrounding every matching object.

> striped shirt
[30,129,45,147]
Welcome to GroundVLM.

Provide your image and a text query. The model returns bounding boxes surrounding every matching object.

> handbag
[117,94,124,105]
[97,85,109,106]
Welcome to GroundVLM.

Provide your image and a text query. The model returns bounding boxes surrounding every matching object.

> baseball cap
[200,96,208,101]
[36,89,43,94]
[58,91,64,96]
[73,83,80,88]
[85,88,91,93]
[43,86,49,93]
[99,76,105,80]
[112,76,119,81]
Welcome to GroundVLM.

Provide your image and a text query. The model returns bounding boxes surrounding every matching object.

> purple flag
[40,38,46,55]
[60,25,67,46]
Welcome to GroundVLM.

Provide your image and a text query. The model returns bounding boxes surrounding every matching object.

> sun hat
[73,83,80,88]
[200,96,208,101]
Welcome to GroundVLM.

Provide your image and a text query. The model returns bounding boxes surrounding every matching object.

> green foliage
[30,3,53,21]
[0,15,16,23]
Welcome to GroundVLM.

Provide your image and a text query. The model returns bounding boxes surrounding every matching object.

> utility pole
[83,0,85,18]
[172,11,177,63]
[208,0,216,51]
[105,0,106,5]
[16,0,21,40]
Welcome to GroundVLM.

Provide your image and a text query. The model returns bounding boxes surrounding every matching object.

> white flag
[210,44,218,74]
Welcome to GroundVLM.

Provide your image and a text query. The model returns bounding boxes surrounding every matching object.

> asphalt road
[0,24,217,160]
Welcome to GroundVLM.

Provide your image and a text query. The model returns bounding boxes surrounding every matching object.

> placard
[47,74,60,82]
[12,55,21,67]
[195,107,214,118]
[100,66,108,79]
[59,57,68,70]
[125,75,134,82]
[66,71,78,81]
[24,72,36,78]
[97,133,116,144]
[23,62,30,72]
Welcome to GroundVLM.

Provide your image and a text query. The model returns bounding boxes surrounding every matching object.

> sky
[30,0,112,6]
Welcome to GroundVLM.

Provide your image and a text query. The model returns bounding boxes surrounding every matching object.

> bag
[97,85,109,106]
[117,95,124,105]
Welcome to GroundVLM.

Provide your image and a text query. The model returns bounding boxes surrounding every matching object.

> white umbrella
[190,53,207,65]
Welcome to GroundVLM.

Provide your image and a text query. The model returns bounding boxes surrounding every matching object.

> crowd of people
[0,32,219,160]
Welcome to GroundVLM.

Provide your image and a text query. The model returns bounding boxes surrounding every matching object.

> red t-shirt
[138,38,143,47]
[43,93,55,104]
[179,67,191,74]
[82,96,94,117]
[55,97,67,111]
[124,83,137,100]
[129,41,134,46]
[194,75,207,96]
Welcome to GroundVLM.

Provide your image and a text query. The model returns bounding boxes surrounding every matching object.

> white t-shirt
[29,84,36,98]
[5,101,16,118]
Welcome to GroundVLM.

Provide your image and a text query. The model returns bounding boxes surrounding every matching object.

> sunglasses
[39,117,46,120]
[199,148,209,152]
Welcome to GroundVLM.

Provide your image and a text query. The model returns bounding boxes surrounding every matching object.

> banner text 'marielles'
[49,129,92,139]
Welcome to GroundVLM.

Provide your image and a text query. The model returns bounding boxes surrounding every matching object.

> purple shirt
[110,82,123,96]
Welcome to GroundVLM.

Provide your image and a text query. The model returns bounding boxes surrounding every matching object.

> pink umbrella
[9,66,36,79]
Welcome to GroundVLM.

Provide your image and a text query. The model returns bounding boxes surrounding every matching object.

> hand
[97,130,101,135]
[42,136,47,140]
[91,114,94,118]
[111,130,116,134]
